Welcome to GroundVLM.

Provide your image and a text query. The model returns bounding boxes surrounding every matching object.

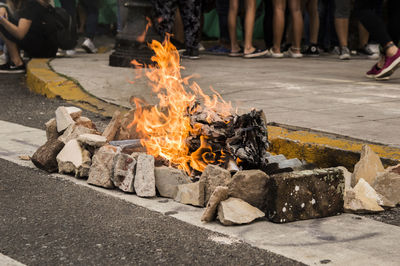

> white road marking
[0,253,25,266]
[1,120,400,266]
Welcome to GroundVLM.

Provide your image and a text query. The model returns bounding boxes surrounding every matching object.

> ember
[127,36,269,175]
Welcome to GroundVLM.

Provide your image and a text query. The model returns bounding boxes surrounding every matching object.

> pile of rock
[30,107,399,226]
[344,145,400,213]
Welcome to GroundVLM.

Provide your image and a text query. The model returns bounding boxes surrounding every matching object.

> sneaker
[243,48,270,58]
[304,44,320,56]
[365,63,382,79]
[56,49,66,57]
[81,38,98,53]
[358,44,380,60]
[181,48,200,59]
[286,47,303,58]
[0,62,26,74]
[66,49,76,56]
[197,43,205,52]
[375,48,400,80]
[339,47,351,60]
[269,48,284,58]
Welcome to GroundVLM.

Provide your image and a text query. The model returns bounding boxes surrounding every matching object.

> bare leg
[243,0,256,54]
[289,0,303,53]
[358,22,369,48]
[334,18,349,48]
[307,0,319,44]
[228,0,240,52]
[272,0,286,53]
[0,32,23,66]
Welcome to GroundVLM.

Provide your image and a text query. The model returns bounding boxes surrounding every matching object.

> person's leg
[334,18,348,48]
[178,0,201,50]
[307,0,319,45]
[263,0,273,49]
[243,0,256,54]
[288,0,303,54]
[272,0,286,54]
[82,0,99,40]
[216,0,230,47]
[228,0,240,53]
[0,23,23,67]
[358,22,369,48]
[152,0,177,40]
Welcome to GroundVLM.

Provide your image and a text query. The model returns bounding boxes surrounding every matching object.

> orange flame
[128,35,233,174]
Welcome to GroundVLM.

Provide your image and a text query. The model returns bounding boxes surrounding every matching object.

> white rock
[65,106,82,120]
[87,145,117,188]
[155,166,191,198]
[373,165,400,206]
[134,154,156,197]
[78,134,107,148]
[58,124,97,144]
[56,139,83,175]
[201,186,229,222]
[174,181,205,207]
[217,197,265,226]
[112,153,136,193]
[55,106,75,132]
[337,166,352,191]
[344,178,384,213]
[351,145,384,186]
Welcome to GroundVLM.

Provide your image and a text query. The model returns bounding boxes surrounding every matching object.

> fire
[127,35,233,174]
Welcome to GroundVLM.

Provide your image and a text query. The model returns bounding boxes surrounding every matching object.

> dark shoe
[0,62,26,74]
[304,44,320,56]
[181,48,200,60]
[375,49,400,80]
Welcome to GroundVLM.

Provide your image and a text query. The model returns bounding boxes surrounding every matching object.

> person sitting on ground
[0,0,58,73]
[228,0,268,58]
[355,0,400,80]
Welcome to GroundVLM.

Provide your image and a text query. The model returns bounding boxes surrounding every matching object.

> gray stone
[373,165,400,206]
[200,164,232,204]
[102,110,122,142]
[344,178,385,213]
[134,154,156,197]
[217,197,265,226]
[155,166,191,198]
[58,124,97,144]
[65,106,82,120]
[78,134,107,148]
[31,138,65,173]
[55,106,75,132]
[228,170,269,211]
[201,186,229,222]
[87,145,117,188]
[174,181,205,207]
[351,145,384,186]
[267,154,286,164]
[268,168,345,223]
[111,153,136,193]
[45,118,59,141]
[337,166,352,191]
[278,158,303,170]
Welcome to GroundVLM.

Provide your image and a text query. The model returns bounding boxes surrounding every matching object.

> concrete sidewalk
[49,50,400,147]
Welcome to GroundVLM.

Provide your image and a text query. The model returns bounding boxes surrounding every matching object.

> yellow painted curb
[26,58,400,169]
[268,125,400,170]
[26,59,126,117]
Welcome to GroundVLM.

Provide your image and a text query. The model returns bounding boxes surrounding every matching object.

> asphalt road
[0,75,304,265]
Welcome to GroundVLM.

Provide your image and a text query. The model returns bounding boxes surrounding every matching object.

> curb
[26,59,400,170]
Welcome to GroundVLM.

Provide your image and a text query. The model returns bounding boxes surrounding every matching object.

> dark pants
[387,0,400,45]
[216,0,230,43]
[354,0,391,48]
[60,0,77,48]
[263,0,273,49]
[152,0,201,49]
[80,0,99,39]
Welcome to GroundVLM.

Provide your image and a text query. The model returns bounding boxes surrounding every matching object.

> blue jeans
[80,0,99,39]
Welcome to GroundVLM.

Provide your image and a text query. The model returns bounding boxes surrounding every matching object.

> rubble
[268,168,344,223]
[58,124,98,144]
[111,153,136,193]
[45,118,59,141]
[344,178,385,213]
[65,106,82,120]
[373,165,400,206]
[56,139,90,178]
[200,165,231,204]
[31,139,65,172]
[134,154,156,197]
[228,170,269,211]
[55,106,75,132]
[75,116,97,130]
[174,181,205,207]
[337,166,352,191]
[102,110,122,142]
[351,145,384,186]
[155,166,191,198]
[217,197,265,225]
[87,145,117,188]
[77,134,108,148]
[201,186,229,222]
